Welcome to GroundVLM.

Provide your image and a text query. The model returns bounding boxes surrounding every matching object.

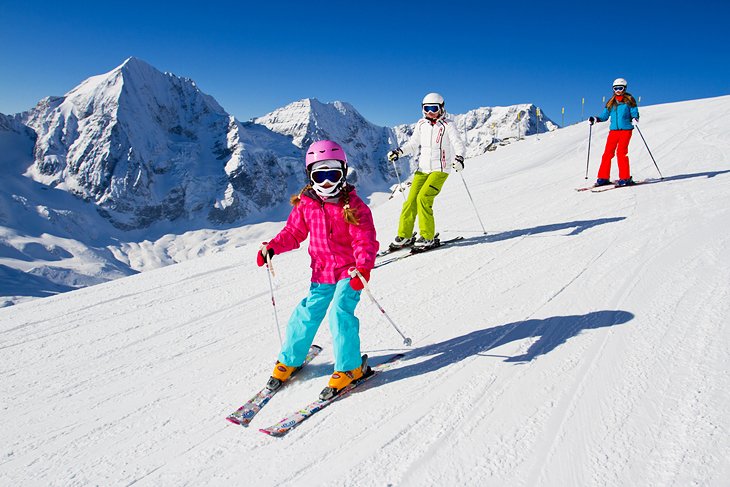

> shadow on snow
[449,217,627,248]
[654,169,730,183]
[380,310,635,385]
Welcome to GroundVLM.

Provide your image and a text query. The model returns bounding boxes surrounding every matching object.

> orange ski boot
[319,355,370,400]
[266,361,298,391]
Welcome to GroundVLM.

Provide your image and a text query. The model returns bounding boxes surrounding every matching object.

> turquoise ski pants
[278,279,362,372]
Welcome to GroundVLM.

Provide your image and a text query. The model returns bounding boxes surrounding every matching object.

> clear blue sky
[1,1,729,127]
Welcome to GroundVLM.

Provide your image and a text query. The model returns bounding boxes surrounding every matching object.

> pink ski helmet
[305,140,348,168]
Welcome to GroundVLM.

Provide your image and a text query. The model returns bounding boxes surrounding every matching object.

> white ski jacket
[399,117,465,174]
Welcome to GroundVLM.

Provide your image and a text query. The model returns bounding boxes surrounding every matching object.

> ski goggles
[423,105,441,113]
[310,168,343,184]
[613,86,626,92]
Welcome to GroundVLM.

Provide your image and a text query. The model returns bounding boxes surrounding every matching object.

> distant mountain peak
[19,57,294,230]
[117,56,144,68]
[120,56,148,67]
[116,56,161,79]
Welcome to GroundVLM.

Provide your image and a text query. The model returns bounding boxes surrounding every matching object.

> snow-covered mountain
[1,110,137,308]
[0,59,310,305]
[393,104,558,159]
[254,98,399,194]
[21,57,302,230]
[2,95,728,486]
[11,59,558,234]
[454,103,558,157]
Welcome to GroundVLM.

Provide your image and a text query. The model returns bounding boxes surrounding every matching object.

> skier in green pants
[388,92,466,251]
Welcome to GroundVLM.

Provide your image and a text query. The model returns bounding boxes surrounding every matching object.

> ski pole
[350,268,412,346]
[459,172,487,235]
[584,123,593,179]
[264,251,283,347]
[391,159,407,201]
[633,122,664,179]
[458,124,487,234]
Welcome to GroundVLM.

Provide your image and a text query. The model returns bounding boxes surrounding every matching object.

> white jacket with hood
[399,116,465,174]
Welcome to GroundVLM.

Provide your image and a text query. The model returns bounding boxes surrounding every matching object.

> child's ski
[226,345,322,427]
[259,353,405,437]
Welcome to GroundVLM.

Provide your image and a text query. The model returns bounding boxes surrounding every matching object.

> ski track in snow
[1,96,730,486]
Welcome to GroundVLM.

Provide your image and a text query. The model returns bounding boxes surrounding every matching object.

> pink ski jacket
[267,187,379,284]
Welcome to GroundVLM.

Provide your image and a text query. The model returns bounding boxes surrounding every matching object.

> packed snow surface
[1,96,729,486]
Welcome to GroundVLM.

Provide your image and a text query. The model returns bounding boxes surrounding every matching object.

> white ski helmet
[422,92,445,116]
[422,92,445,106]
[612,78,628,88]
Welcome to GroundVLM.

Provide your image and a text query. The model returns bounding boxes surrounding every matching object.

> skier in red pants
[589,78,640,187]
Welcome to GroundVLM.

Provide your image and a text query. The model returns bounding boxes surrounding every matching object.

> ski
[375,236,464,268]
[577,179,651,192]
[259,353,405,437]
[576,184,603,192]
[590,179,649,192]
[409,236,465,254]
[226,344,322,427]
[376,246,409,258]
[376,232,417,257]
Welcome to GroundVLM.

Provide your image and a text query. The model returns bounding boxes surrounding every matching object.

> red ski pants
[598,129,632,180]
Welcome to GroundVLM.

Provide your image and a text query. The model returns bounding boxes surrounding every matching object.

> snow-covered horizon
[1,93,729,485]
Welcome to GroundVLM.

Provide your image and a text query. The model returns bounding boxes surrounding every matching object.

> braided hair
[340,185,359,225]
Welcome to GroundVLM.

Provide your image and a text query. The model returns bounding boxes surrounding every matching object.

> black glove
[387,149,402,162]
[453,155,465,172]
[588,116,597,125]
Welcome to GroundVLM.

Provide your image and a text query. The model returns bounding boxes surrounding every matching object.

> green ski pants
[397,171,449,240]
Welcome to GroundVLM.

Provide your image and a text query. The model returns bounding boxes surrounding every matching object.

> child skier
[257,140,379,400]
[589,78,640,187]
[387,92,466,251]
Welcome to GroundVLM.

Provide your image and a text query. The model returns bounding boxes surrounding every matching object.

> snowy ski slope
[1,95,729,486]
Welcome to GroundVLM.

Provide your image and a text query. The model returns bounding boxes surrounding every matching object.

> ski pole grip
[259,244,276,277]
[350,267,367,287]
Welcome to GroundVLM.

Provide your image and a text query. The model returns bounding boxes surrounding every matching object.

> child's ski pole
[351,268,412,346]
[262,249,283,347]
